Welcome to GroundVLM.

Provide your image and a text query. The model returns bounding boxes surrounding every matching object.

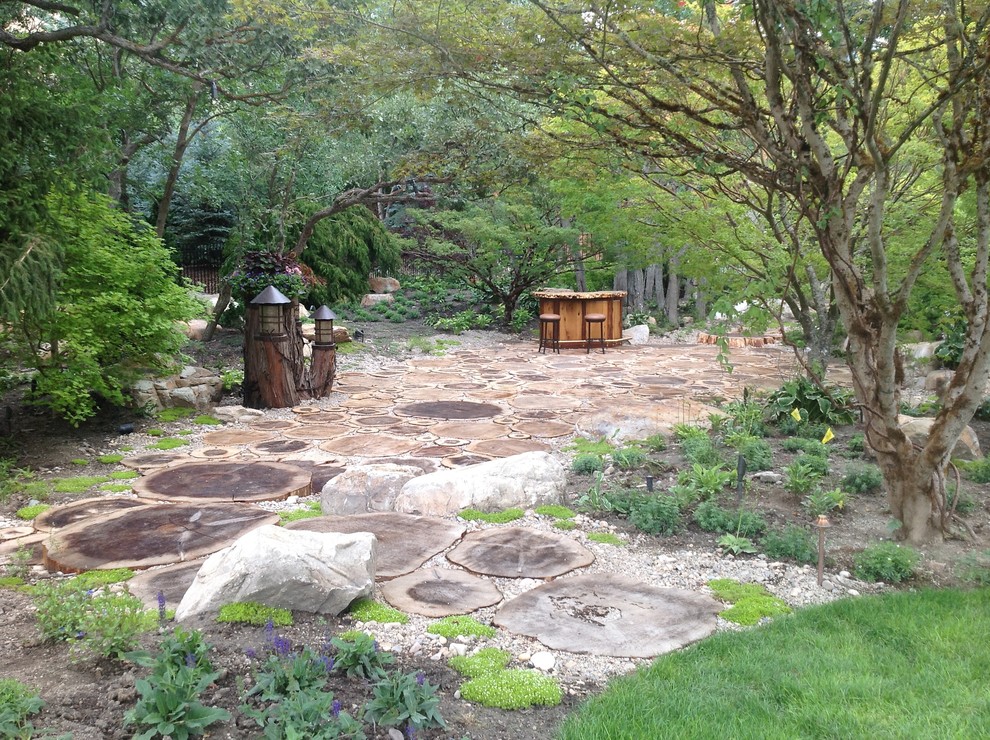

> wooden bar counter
[533,290,627,348]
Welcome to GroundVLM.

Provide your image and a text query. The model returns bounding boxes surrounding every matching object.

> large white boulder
[623,325,651,345]
[175,525,376,622]
[321,463,424,515]
[393,451,566,516]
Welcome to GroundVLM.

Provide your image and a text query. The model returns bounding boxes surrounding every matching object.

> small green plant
[0,679,44,739]
[692,501,767,538]
[348,598,409,624]
[731,435,773,472]
[52,474,111,493]
[427,615,496,640]
[960,457,990,484]
[794,453,829,476]
[674,463,734,503]
[147,437,189,450]
[719,398,768,437]
[847,433,866,455]
[759,525,817,564]
[4,546,32,581]
[365,671,445,731]
[221,368,244,391]
[840,463,883,494]
[678,430,723,466]
[628,495,681,535]
[611,446,647,470]
[553,519,578,530]
[73,568,135,588]
[217,601,293,627]
[14,504,49,520]
[783,461,821,495]
[459,669,563,709]
[586,532,624,546]
[764,376,856,426]
[854,541,920,583]
[781,437,830,456]
[575,471,612,512]
[156,407,196,422]
[707,578,791,625]
[146,428,166,437]
[279,501,322,523]
[571,453,604,475]
[534,504,575,519]
[125,629,230,739]
[330,631,395,679]
[0,576,25,588]
[192,415,222,425]
[954,550,990,586]
[70,457,88,466]
[718,533,758,555]
[565,436,616,456]
[803,488,849,517]
[638,433,668,452]
[109,469,140,480]
[947,487,977,515]
[97,453,125,464]
[458,507,525,524]
[448,647,512,678]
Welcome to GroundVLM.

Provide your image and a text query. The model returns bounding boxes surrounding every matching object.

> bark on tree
[665,251,681,326]
[242,305,300,409]
[628,269,645,312]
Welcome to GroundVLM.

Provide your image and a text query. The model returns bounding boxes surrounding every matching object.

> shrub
[960,457,990,484]
[760,525,817,564]
[718,398,768,437]
[854,542,920,583]
[365,671,445,731]
[781,437,829,457]
[459,669,562,710]
[628,495,681,535]
[840,464,883,494]
[847,433,866,455]
[764,376,856,426]
[783,462,821,495]
[732,436,773,472]
[679,434,722,466]
[217,602,293,627]
[330,632,395,679]
[427,616,496,640]
[571,454,604,475]
[802,488,850,517]
[347,598,409,624]
[794,453,829,477]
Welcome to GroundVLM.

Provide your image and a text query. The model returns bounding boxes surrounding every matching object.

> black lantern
[251,285,291,338]
[313,305,337,346]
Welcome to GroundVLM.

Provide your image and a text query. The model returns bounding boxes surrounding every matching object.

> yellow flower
[790,408,802,422]
[822,427,835,444]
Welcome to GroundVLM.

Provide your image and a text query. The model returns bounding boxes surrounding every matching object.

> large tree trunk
[628,269,645,311]
[665,250,681,325]
[613,269,628,297]
[242,304,301,409]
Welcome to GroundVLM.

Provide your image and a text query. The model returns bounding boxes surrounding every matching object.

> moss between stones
[216,601,293,627]
[15,504,50,520]
[534,505,575,519]
[586,532,624,546]
[72,568,135,588]
[427,616,496,640]
[458,508,524,524]
[448,648,511,679]
[347,598,409,624]
[459,669,563,709]
[707,578,792,626]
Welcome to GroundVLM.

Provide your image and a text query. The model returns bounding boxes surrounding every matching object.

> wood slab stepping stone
[372,456,442,474]
[295,412,349,425]
[465,438,549,457]
[0,533,46,562]
[395,401,504,420]
[286,513,465,579]
[279,461,345,491]
[201,429,275,446]
[190,446,243,460]
[282,424,351,440]
[0,526,35,542]
[380,567,502,617]
[32,497,146,532]
[493,574,720,658]
[249,439,312,457]
[508,394,580,411]
[133,460,311,503]
[42,502,279,573]
[510,420,575,438]
[121,452,193,471]
[441,453,494,468]
[320,435,421,457]
[249,419,301,431]
[447,527,593,578]
[431,420,507,440]
[127,560,204,610]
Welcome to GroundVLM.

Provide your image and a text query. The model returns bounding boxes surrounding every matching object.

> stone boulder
[622,325,650,345]
[131,366,223,412]
[392,451,566,516]
[175,525,376,622]
[212,405,266,424]
[924,369,955,398]
[361,293,394,308]
[321,463,424,515]
[897,415,981,461]
[369,275,401,294]
[182,319,209,341]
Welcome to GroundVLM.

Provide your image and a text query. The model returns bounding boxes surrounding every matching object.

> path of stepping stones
[3,341,801,657]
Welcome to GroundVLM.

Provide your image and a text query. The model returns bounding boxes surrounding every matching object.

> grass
[156,407,196,422]
[534,505,575,519]
[216,602,293,627]
[564,436,616,456]
[558,588,990,739]
[336,341,367,355]
[278,501,322,523]
[428,616,496,640]
[96,454,124,464]
[108,470,139,480]
[347,598,409,624]
[458,508,525,524]
[145,437,189,450]
[52,475,111,493]
[586,532,624,546]
[15,504,49,520]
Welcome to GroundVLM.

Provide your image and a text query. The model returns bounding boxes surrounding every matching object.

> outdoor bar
[533,289,627,348]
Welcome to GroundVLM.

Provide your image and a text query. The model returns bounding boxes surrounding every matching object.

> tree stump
[243,303,300,409]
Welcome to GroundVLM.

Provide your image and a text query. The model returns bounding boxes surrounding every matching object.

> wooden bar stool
[538,313,561,354]
[584,313,606,354]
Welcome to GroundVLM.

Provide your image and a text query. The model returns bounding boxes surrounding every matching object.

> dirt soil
[1,319,988,739]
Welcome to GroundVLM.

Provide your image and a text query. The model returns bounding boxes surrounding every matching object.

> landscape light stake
[646,474,654,492]
[736,454,747,507]
[815,514,831,587]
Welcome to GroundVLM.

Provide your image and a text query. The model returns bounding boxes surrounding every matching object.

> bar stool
[538,313,561,354]
[584,313,606,354]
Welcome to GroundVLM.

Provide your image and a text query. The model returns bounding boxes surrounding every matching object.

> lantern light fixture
[313,305,338,346]
[251,285,292,338]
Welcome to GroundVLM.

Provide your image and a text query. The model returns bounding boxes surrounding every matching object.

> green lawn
[558,588,990,739]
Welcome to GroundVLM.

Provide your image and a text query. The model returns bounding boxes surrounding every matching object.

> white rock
[321,464,423,515]
[622,325,651,345]
[394,452,566,516]
[531,651,556,671]
[847,589,860,596]
[212,405,266,423]
[449,643,469,657]
[175,526,376,622]
[898,414,981,460]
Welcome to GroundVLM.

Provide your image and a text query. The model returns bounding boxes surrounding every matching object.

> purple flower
[332,699,341,718]
[264,619,275,642]
[373,640,379,653]
[245,647,257,660]
[319,655,334,672]
[405,723,417,739]
[185,652,196,668]
[272,635,292,657]
[416,672,425,687]
[157,590,167,621]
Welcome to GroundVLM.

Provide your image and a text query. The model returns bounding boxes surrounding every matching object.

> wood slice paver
[447,527,594,578]
[319,435,422,457]
[42,502,279,573]
[465,438,550,457]
[381,567,502,617]
[395,401,505,420]
[493,575,720,658]
[133,460,311,503]
[286,513,465,579]
[32,497,147,532]
[120,452,193,471]
[127,560,204,610]
[201,429,276,446]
